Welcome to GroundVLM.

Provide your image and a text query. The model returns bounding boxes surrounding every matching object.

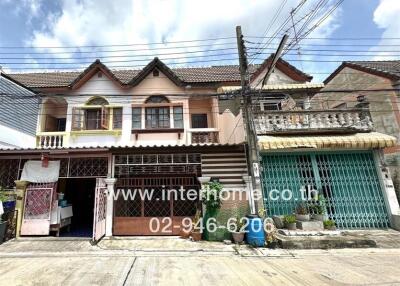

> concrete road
[1,247,400,285]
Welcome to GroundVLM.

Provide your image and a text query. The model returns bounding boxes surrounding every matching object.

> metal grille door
[21,183,57,235]
[92,178,107,243]
[262,152,390,229]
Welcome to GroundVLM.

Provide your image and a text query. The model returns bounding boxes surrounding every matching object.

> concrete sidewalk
[0,247,400,285]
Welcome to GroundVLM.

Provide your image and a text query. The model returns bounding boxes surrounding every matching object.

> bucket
[246,215,265,247]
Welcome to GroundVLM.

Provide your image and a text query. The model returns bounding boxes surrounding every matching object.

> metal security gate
[92,178,107,243]
[261,151,390,229]
[21,183,57,235]
[113,176,200,235]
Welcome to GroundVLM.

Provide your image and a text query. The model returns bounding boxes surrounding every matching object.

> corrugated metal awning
[258,132,397,150]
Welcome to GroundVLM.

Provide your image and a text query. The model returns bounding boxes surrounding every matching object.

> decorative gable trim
[69,59,128,90]
[128,57,184,87]
[250,54,313,83]
[324,62,400,84]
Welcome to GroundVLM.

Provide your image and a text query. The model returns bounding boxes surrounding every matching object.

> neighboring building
[0,56,312,240]
[314,61,400,200]
[0,71,39,148]
[218,56,400,230]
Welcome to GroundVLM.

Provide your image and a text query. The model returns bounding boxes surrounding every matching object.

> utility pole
[236,26,261,215]
[236,26,288,216]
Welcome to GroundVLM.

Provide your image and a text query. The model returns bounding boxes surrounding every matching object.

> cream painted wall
[42,69,242,147]
[251,68,300,88]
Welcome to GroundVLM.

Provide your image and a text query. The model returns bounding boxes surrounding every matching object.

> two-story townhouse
[241,58,400,230]
[313,61,400,201]
[0,56,314,240]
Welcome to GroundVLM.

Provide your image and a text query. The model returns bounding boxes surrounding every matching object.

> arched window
[145,95,169,104]
[86,97,109,106]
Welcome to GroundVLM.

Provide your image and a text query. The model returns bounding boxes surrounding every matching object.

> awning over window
[258,132,397,150]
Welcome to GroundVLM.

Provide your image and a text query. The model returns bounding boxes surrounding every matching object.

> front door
[92,178,107,243]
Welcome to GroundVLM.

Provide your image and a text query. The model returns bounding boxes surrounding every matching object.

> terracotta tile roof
[324,60,400,84]
[7,56,310,89]
[346,60,400,78]
[8,66,247,88]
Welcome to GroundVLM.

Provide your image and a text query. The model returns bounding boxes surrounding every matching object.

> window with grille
[191,114,208,128]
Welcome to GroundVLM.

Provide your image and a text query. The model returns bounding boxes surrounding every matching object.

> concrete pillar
[104,178,117,237]
[374,150,400,230]
[14,180,29,238]
[197,177,211,215]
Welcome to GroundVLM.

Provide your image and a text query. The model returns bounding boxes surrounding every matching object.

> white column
[104,178,117,237]
[121,105,132,145]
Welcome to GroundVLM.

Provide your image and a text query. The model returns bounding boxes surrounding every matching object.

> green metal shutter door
[262,152,390,229]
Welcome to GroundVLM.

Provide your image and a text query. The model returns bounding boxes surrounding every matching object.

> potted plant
[295,203,310,221]
[310,204,325,221]
[191,210,203,242]
[284,214,296,230]
[265,220,279,249]
[230,215,245,244]
[310,195,326,221]
[0,188,14,212]
[323,219,336,230]
[0,194,7,244]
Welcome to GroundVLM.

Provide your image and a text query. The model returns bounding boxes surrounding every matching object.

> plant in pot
[0,192,8,244]
[295,203,310,221]
[0,188,15,212]
[284,214,297,230]
[190,210,203,242]
[323,219,336,231]
[230,215,245,244]
[265,219,279,249]
[310,195,326,221]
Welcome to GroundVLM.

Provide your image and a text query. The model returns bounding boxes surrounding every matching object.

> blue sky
[0,0,399,82]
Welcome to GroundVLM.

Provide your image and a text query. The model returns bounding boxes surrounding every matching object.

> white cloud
[25,0,343,73]
[372,0,400,60]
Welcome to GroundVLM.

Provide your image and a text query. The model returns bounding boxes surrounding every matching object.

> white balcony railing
[187,128,219,144]
[36,132,67,149]
[254,109,373,134]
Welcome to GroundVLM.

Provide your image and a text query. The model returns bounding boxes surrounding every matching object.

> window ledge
[70,130,122,136]
[132,128,184,134]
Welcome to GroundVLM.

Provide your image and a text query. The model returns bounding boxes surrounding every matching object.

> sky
[0,0,399,82]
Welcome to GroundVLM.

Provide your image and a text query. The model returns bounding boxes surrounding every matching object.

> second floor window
[86,109,102,130]
[145,107,170,129]
[132,96,183,130]
[71,96,122,131]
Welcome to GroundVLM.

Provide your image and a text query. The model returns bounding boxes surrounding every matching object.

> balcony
[36,132,67,149]
[188,128,219,144]
[254,108,373,135]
